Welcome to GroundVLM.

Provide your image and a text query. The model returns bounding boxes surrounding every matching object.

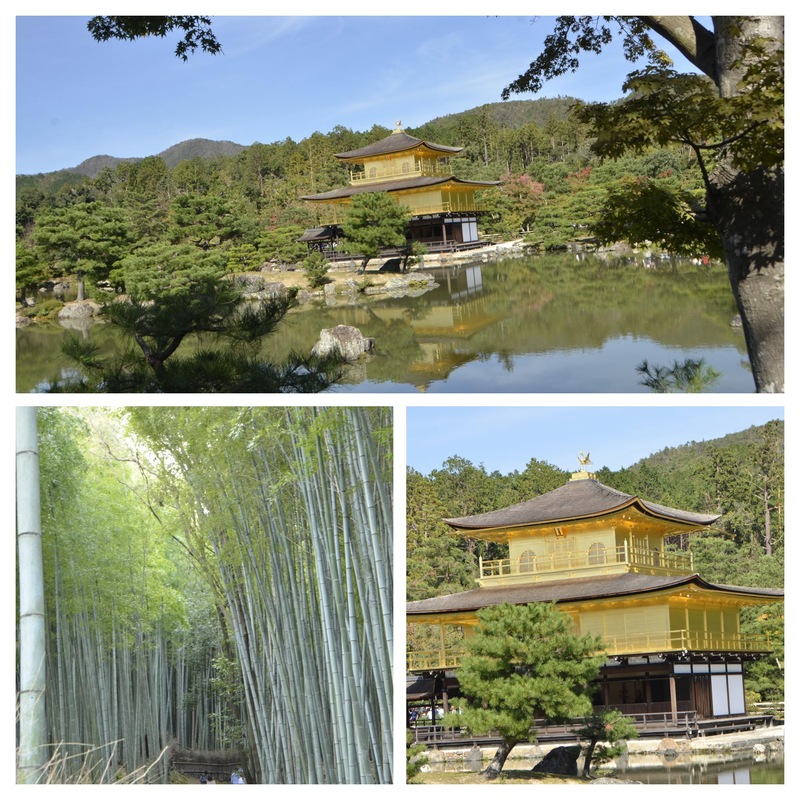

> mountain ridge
[18,98,579,178]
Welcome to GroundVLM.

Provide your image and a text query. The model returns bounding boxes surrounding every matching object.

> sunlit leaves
[503,16,663,99]
[592,175,723,257]
[574,65,783,172]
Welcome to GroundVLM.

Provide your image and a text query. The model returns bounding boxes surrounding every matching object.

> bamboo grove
[16,406,393,784]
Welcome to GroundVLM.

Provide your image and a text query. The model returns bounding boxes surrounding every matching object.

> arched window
[519,550,537,573]
[402,161,411,174]
[588,542,607,565]
[368,166,377,179]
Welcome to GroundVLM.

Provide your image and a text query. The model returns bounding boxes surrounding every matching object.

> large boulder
[57,300,101,320]
[232,274,288,298]
[312,325,374,361]
[531,745,581,776]
[382,273,438,297]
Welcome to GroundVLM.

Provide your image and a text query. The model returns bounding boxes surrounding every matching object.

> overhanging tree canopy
[504,16,784,393]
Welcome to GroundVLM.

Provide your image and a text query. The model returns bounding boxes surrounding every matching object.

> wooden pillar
[669,673,678,723]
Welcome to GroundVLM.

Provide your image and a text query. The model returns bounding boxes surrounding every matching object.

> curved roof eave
[301,175,499,202]
[406,573,783,617]
[334,131,464,160]
[443,478,720,532]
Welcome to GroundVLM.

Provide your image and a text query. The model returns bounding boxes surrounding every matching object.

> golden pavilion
[407,461,783,730]
[300,124,498,251]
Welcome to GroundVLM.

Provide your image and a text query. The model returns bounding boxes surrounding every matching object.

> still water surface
[615,755,783,784]
[428,754,783,784]
[16,254,754,393]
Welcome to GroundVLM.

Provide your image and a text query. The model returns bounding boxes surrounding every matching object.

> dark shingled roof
[301,175,499,202]
[444,478,720,531]
[406,572,783,616]
[334,130,463,160]
[296,225,339,242]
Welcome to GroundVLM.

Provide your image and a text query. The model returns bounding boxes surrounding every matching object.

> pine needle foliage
[449,602,604,778]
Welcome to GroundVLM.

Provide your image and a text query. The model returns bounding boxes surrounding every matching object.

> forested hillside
[407,420,784,702]
[16,96,710,307]
[17,407,393,784]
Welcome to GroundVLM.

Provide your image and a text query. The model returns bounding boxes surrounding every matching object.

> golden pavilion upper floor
[300,126,498,233]
[407,469,783,673]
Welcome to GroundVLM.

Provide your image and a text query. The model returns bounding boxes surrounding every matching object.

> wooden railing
[307,198,488,226]
[350,160,452,183]
[407,630,772,671]
[408,709,702,744]
[479,543,694,582]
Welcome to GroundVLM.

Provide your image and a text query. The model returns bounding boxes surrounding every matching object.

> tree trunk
[582,739,597,777]
[710,16,783,393]
[707,162,784,393]
[642,16,784,393]
[482,740,516,778]
[76,269,86,302]
[17,407,48,783]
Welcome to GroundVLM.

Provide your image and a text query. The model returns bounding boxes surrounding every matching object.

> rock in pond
[312,325,375,361]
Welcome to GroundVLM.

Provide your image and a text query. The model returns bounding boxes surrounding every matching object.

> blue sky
[15,12,702,175]
[406,405,785,475]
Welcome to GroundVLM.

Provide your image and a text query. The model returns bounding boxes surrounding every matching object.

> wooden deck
[170,758,242,783]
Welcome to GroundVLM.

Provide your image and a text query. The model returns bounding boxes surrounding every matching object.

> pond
[426,752,783,784]
[612,754,784,784]
[16,254,754,393]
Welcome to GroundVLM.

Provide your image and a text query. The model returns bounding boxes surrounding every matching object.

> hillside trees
[406,469,475,602]
[505,16,784,392]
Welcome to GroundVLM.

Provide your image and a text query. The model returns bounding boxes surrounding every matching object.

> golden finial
[578,451,592,468]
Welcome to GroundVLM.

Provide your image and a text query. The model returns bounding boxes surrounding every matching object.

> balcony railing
[309,198,488,226]
[479,543,694,582]
[349,160,452,183]
[407,630,772,672]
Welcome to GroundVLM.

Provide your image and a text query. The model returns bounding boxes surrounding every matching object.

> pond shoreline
[423,723,784,771]
[16,239,532,329]
[18,251,750,393]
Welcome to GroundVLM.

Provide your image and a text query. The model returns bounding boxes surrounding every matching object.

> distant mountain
[63,138,247,179]
[419,97,579,132]
[155,138,246,168]
[69,154,140,178]
[18,98,581,179]
[631,421,782,472]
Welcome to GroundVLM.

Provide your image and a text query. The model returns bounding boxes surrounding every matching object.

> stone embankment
[423,724,784,772]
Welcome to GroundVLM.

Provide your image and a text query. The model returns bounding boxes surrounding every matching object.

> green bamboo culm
[129,406,393,783]
[17,407,48,784]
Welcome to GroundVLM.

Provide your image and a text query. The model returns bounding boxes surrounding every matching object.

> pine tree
[341,192,409,270]
[449,602,603,778]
